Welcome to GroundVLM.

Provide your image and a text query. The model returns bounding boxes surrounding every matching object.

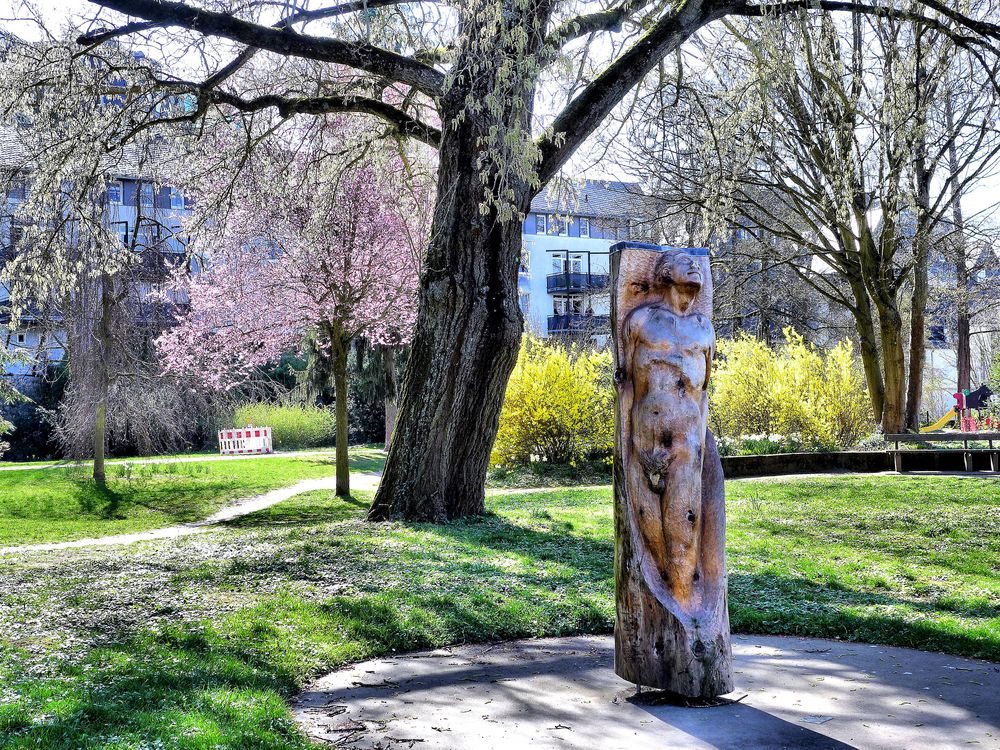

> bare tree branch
[81,0,446,96]
[548,0,653,47]
[539,0,1000,183]
[206,91,442,146]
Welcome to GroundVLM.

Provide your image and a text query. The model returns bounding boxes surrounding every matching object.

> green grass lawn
[0,447,386,547]
[0,474,997,748]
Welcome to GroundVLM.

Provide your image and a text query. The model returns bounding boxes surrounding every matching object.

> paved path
[294,634,1000,750]
[0,449,336,473]
[0,471,382,556]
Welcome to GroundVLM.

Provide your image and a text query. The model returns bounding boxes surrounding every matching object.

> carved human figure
[624,252,715,612]
[612,244,731,696]
[622,250,714,613]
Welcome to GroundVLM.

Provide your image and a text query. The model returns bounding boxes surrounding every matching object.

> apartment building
[1,126,191,381]
[519,179,654,341]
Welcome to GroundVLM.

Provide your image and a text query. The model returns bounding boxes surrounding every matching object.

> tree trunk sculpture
[610,242,733,697]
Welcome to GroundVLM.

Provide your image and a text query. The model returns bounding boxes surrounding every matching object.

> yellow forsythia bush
[492,337,614,466]
[710,329,874,450]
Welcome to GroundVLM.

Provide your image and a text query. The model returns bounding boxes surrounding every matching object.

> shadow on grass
[1,588,609,749]
[728,572,1000,659]
[486,460,612,489]
[3,484,998,748]
[224,492,369,528]
[207,499,1000,652]
[301,450,386,475]
[74,482,126,520]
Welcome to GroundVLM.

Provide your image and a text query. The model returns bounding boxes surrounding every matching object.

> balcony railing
[547,313,610,335]
[546,271,609,294]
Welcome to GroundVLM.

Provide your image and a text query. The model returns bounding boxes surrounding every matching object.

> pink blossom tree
[158,127,428,495]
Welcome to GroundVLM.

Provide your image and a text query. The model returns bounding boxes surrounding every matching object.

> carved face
[653,251,703,291]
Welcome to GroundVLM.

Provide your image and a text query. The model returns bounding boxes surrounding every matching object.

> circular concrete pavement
[293,634,1000,749]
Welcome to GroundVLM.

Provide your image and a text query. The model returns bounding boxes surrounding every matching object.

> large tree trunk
[906,165,932,431]
[368,97,528,521]
[906,70,932,433]
[93,396,107,483]
[905,268,928,431]
[879,307,908,434]
[331,326,350,497]
[845,275,886,423]
[93,273,113,483]
[946,101,971,393]
[956,268,971,392]
[383,345,397,451]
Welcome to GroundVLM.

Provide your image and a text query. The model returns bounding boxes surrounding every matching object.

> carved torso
[627,304,714,411]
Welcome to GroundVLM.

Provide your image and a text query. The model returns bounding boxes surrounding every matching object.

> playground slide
[920,409,957,433]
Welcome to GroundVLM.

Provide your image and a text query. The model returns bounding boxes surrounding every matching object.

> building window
[547,214,567,236]
[535,214,546,234]
[7,176,27,203]
[115,222,130,249]
[552,253,583,274]
[139,183,154,208]
[6,226,23,257]
[169,188,185,210]
[579,218,590,238]
[14,333,25,345]
[107,180,123,204]
[552,295,583,315]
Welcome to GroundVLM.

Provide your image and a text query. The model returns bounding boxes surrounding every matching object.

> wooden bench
[886,432,1000,473]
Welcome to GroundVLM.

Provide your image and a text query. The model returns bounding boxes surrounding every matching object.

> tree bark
[946,101,971,393]
[905,265,928,431]
[956,263,971,392]
[368,65,532,522]
[93,273,113,483]
[879,307,908,434]
[906,169,931,430]
[331,326,350,497]
[383,345,397,451]
[845,274,886,423]
[367,134,526,519]
[905,59,932,432]
[93,397,107,483]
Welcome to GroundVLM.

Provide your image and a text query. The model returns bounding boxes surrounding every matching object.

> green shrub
[492,337,613,467]
[232,403,335,450]
[710,329,874,451]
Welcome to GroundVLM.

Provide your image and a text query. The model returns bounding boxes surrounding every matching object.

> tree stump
[610,242,733,697]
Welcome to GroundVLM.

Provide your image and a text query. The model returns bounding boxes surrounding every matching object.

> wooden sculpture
[610,242,733,697]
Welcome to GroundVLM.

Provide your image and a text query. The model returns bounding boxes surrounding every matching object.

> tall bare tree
[618,9,1000,432]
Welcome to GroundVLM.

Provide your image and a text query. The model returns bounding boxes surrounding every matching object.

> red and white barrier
[218,426,274,455]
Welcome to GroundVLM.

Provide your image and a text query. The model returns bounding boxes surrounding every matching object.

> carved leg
[613,430,733,696]
[659,434,703,611]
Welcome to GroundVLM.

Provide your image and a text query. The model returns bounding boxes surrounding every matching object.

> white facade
[518,180,649,342]
[519,232,614,338]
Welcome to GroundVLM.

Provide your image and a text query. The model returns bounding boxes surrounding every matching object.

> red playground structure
[921,385,996,433]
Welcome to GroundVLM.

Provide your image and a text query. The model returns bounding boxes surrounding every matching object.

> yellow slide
[920,409,957,433]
